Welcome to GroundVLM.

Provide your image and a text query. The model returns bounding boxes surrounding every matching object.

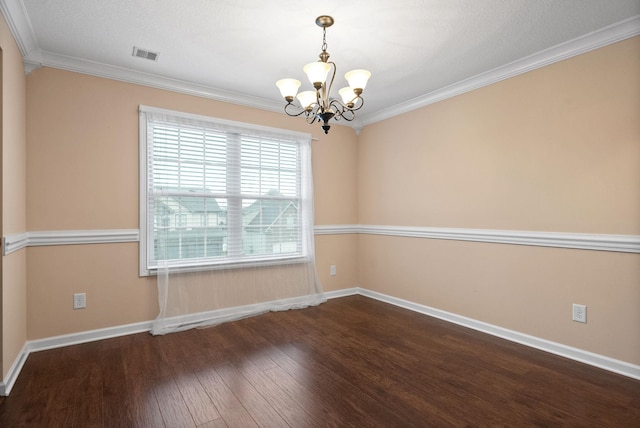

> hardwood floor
[1,295,638,427]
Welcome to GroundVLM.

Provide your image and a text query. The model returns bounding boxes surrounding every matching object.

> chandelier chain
[321,27,328,54]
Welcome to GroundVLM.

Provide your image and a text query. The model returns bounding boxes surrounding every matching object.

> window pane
[153,196,227,261]
[242,198,300,256]
[142,108,309,271]
[240,138,299,197]
[151,124,227,193]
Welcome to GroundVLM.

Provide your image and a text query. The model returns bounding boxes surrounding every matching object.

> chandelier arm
[328,94,364,113]
[305,112,318,124]
[344,108,356,121]
[341,96,365,112]
[322,61,337,110]
[329,99,355,122]
[339,109,355,121]
[329,98,346,114]
[284,103,314,118]
[348,96,364,111]
[305,104,320,124]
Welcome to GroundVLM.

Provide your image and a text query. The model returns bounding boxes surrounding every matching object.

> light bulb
[303,62,331,88]
[345,69,371,91]
[276,79,301,101]
[296,91,317,109]
[339,87,356,105]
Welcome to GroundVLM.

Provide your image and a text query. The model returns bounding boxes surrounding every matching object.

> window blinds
[139,106,312,275]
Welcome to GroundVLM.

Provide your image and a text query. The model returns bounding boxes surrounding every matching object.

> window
[139,106,313,275]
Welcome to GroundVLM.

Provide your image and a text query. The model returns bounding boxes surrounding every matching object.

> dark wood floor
[1,295,639,427]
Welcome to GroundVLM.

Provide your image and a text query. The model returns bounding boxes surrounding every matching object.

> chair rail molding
[314,224,360,235]
[2,232,29,255]
[356,225,640,253]
[2,229,139,255]
[3,226,639,254]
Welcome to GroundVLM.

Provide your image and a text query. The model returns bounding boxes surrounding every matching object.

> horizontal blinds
[241,138,299,198]
[141,107,310,269]
[151,122,228,194]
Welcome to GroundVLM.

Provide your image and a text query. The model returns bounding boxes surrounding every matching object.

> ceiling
[3,0,640,129]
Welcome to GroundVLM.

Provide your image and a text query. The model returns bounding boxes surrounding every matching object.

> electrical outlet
[74,293,86,310]
[330,265,337,276]
[572,304,586,323]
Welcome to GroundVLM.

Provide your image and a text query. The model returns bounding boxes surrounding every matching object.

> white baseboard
[358,288,640,381]
[28,321,154,353]
[0,321,152,396]
[2,287,638,396]
[324,287,360,299]
[0,343,29,396]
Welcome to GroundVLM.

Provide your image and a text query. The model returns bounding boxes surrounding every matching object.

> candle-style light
[276,16,371,134]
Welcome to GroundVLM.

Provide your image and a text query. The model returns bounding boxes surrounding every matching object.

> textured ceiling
[4,0,640,129]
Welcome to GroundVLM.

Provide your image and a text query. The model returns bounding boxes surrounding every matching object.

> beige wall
[17,33,640,370]
[1,14,27,379]
[26,69,357,230]
[25,67,358,339]
[357,37,640,364]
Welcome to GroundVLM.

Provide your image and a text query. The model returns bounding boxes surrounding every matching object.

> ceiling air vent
[132,46,159,61]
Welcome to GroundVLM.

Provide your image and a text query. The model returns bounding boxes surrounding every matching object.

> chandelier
[276,16,371,134]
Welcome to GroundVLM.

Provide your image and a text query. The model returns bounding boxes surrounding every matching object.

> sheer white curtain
[151,237,325,335]
[140,106,325,335]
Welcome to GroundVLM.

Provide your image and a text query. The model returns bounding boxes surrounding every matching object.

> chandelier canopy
[276,16,371,134]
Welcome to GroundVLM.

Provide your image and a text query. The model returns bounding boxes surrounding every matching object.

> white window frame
[139,105,313,276]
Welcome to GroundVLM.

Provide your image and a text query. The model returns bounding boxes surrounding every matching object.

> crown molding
[358,14,640,126]
[3,0,636,128]
[26,49,282,112]
[20,48,363,132]
[0,0,38,56]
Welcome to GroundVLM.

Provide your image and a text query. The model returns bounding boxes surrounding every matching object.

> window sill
[141,254,311,277]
